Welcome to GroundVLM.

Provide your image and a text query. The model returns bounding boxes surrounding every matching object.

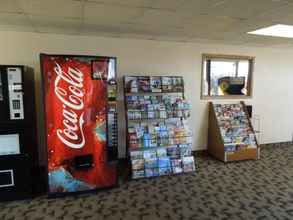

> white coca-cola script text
[54,62,85,149]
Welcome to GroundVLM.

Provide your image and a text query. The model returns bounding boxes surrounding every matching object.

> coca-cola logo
[92,71,104,80]
[54,62,85,149]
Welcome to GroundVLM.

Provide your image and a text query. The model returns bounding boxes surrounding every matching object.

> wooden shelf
[207,101,259,162]
[226,148,258,162]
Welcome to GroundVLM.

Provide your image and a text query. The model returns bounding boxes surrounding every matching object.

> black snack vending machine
[0,65,38,201]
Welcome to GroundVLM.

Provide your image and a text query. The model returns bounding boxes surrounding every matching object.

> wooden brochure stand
[208,101,259,162]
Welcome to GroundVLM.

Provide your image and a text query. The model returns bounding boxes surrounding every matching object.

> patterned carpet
[1,144,293,220]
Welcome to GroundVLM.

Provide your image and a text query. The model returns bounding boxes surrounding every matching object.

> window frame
[201,54,255,99]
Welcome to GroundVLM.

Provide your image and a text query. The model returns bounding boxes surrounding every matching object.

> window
[201,54,254,99]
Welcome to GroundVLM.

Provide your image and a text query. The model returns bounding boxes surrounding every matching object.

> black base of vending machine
[0,65,39,201]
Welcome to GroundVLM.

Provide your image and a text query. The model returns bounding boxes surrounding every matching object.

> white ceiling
[1,0,293,46]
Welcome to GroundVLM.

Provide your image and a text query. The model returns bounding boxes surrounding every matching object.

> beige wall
[0,31,292,160]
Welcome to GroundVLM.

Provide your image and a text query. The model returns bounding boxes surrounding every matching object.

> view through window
[202,54,254,98]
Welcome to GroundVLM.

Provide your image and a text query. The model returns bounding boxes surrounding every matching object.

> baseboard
[192,150,208,157]
[259,141,293,148]
[191,141,293,157]
[120,141,293,161]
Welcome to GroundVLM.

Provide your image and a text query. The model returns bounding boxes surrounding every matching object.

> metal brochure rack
[123,76,196,179]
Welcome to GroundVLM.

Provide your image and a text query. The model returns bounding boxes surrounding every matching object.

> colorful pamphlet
[132,159,144,170]
[133,170,145,179]
[150,76,162,92]
[182,156,196,172]
[125,76,138,93]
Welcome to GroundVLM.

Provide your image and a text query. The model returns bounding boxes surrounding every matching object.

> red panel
[41,55,116,194]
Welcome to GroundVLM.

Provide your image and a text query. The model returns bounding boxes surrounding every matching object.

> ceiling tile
[84,0,152,8]
[0,12,30,26]
[256,3,293,25]
[0,12,33,32]
[84,2,144,24]
[175,14,248,41]
[133,9,186,27]
[150,0,186,10]
[82,21,183,38]
[0,0,23,13]
[0,25,34,32]
[180,0,290,19]
[37,26,81,35]
[175,0,228,17]
[184,15,242,31]
[19,0,82,18]
[30,15,81,30]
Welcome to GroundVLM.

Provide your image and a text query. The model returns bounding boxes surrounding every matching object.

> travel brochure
[128,120,193,149]
[130,145,192,160]
[124,75,196,179]
[126,94,191,120]
[214,103,257,153]
[124,76,184,93]
[131,150,195,178]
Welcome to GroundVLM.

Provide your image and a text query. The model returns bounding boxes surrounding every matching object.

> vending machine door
[40,54,118,196]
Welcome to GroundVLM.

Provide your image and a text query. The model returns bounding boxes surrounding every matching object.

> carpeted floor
[1,144,293,220]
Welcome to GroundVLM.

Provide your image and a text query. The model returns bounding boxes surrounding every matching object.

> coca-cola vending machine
[0,65,39,201]
[40,54,118,195]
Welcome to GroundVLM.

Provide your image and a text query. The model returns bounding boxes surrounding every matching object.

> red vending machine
[40,54,118,195]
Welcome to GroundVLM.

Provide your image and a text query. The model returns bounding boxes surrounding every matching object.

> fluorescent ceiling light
[248,24,293,38]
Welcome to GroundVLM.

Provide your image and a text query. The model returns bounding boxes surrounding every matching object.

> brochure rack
[208,101,260,162]
[123,76,196,179]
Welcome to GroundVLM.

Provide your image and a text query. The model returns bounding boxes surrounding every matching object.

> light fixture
[247,24,293,38]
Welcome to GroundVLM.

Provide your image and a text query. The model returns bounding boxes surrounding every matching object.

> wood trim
[192,149,208,157]
[201,95,252,100]
[247,58,255,97]
[227,148,258,161]
[241,101,259,148]
[207,102,225,161]
[200,54,206,100]
[201,53,255,99]
[202,53,255,60]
